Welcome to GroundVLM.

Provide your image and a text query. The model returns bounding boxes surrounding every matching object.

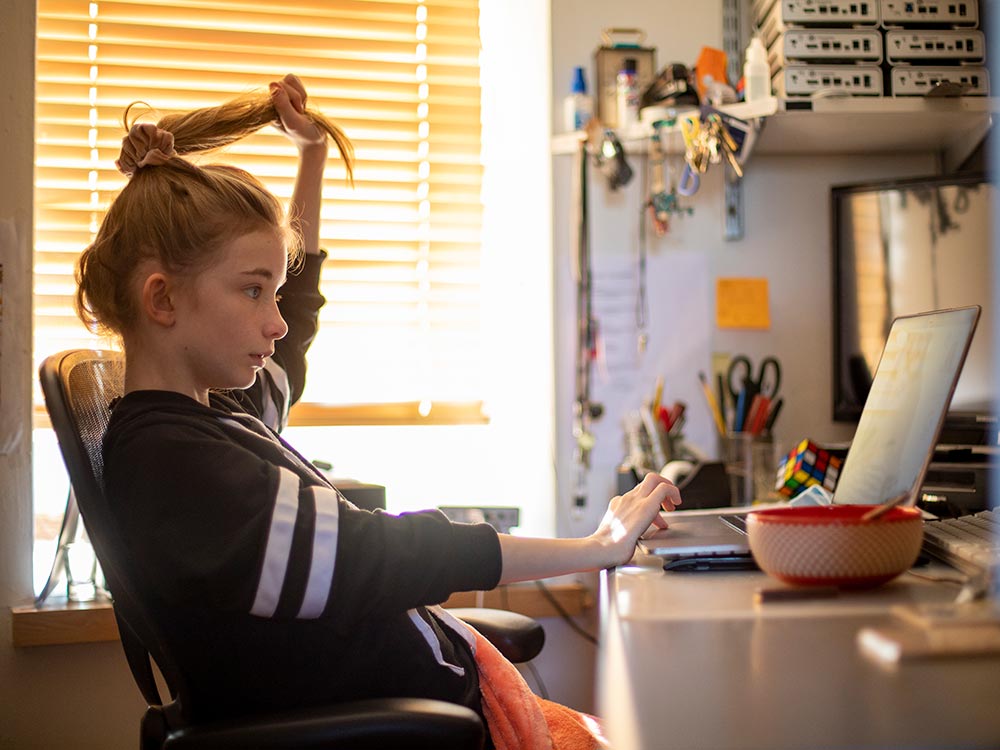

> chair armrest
[449,607,545,663]
[162,698,484,750]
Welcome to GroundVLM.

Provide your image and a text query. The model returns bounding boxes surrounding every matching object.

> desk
[598,558,1000,749]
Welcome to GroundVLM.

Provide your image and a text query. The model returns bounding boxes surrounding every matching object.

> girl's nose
[266,305,289,340]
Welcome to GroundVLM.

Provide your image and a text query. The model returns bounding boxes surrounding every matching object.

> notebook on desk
[640,306,982,569]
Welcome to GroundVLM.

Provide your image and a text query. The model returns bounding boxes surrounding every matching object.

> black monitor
[832,173,996,444]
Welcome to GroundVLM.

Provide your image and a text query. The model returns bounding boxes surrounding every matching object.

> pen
[652,376,664,416]
[698,371,727,437]
[756,396,773,434]
[746,394,770,435]
[715,372,727,430]
[669,402,685,430]
[745,394,763,435]
[763,397,784,434]
[657,405,673,432]
[734,385,747,432]
[755,585,839,604]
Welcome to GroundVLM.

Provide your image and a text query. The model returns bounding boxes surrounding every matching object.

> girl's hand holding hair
[270,73,330,256]
[269,73,328,153]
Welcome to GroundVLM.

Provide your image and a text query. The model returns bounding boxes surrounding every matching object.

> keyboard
[719,513,750,533]
[922,509,999,576]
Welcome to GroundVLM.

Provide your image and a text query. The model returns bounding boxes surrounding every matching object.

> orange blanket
[470,628,609,750]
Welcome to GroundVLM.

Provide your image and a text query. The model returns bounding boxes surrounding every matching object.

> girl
[76,74,680,743]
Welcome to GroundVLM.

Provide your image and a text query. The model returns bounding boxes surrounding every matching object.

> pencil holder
[722,432,777,505]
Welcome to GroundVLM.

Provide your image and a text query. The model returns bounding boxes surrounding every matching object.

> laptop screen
[833,306,981,506]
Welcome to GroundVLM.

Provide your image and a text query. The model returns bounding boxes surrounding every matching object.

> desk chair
[40,349,544,749]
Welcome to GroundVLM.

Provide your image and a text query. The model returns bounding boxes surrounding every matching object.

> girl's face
[172,228,290,398]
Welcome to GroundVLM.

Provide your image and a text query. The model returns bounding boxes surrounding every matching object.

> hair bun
[116,122,176,177]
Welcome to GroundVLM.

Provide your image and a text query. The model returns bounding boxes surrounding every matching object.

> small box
[773,62,884,97]
[775,439,846,498]
[885,30,986,63]
[593,28,656,128]
[890,65,989,95]
[772,28,884,73]
[759,0,880,48]
[881,0,979,27]
[779,0,880,25]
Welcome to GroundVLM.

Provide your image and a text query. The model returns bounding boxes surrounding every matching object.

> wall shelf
[552,96,995,171]
[756,96,994,170]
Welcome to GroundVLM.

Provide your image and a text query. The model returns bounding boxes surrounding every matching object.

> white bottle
[563,66,594,132]
[615,58,640,130]
[743,36,771,103]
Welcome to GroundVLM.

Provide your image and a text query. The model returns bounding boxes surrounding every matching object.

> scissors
[727,355,782,431]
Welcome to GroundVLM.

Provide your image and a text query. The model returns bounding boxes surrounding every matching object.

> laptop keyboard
[719,513,749,533]
[922,509,999,575]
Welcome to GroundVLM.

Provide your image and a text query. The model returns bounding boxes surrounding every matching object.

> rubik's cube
[775,439,844,499]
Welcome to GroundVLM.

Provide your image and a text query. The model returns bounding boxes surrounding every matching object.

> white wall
[549,0,936,538]
[1,3,147,749]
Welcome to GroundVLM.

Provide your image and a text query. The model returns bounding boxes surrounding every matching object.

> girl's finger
[270,80,303,118]
[282,73,306,98]
[280,74,307,113]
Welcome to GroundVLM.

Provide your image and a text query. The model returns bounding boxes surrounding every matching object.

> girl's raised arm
[270,74,329,257]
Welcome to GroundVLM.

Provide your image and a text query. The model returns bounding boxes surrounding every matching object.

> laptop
[639,306,982,569]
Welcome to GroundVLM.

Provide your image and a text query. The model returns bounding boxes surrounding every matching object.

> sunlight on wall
[284,0,556,538]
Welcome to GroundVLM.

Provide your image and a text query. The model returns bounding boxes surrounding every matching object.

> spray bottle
[563,66,594,132]
[743,35,771,103]
[616,58,640,129]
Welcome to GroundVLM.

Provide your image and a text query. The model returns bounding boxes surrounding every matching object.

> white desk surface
[598,556,1000,750]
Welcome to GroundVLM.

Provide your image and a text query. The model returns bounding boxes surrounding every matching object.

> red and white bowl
[746,505,924,588]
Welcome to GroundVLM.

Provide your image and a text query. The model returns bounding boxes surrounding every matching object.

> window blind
[35,0,486,425]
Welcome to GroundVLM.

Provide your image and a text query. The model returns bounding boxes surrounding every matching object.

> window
[35,0,485,427]
[31,0,555,596]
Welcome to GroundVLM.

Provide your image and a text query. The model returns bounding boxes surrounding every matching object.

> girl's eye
[244,286,262,300]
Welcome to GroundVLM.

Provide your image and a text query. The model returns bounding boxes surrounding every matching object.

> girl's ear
[141,272,176,327]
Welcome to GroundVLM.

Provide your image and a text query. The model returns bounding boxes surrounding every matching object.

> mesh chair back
[39,350,123,570]
[39,350,192,713]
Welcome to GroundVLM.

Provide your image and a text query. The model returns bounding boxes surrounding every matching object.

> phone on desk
[662,555,760,572]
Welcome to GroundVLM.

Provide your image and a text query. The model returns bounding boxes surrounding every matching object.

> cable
[524,659,550,700]
[906,569,968,586]
[534,580,597,646]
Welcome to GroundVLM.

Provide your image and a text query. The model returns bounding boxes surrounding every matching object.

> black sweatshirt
[102,252,503,721]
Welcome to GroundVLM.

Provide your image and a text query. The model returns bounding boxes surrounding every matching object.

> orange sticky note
[716,277,770,329]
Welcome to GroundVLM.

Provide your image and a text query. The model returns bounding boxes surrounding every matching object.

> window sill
[11,598,119,647]
[11,582,593,647]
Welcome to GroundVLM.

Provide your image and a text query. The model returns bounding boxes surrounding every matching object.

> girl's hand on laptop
[595,472,681,564]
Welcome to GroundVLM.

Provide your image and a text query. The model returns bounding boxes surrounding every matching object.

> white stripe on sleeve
[296,486,340,619]
[428,605,477,653]
[407,609,466,677]
[250,467,300,618]
[261,358,291,431]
